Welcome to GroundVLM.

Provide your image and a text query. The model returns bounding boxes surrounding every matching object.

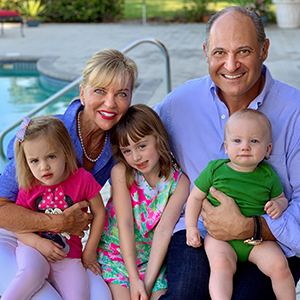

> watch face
[244,238,262,246]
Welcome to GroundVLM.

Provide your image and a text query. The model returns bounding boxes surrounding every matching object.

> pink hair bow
[16,117,31,142]
[38,186,68,211]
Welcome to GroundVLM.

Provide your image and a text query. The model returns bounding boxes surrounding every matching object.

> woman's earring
[81,101,84,106]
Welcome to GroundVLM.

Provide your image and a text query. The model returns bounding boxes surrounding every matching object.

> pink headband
[16,117,31,142]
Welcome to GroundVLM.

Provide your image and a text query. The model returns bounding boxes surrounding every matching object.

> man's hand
[60,201,93,237]
[201,187,251,241]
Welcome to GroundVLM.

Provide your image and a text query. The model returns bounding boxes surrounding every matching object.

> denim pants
[159,230,300,300]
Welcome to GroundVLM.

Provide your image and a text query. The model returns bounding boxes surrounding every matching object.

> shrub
[182,0,215,22]
[3,0,125,22]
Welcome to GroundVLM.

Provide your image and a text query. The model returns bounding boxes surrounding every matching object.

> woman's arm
[0,197,92,237]
[82,193,106,275]
[201,187,275,241]
[111,163,148,300]
[143,173,190,296]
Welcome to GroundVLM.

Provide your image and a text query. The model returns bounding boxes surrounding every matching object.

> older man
[155,6,300,300]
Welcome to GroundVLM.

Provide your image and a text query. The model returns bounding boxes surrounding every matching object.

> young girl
[185,109,295,300]
[97,104,190,300]
[2,115,106,300]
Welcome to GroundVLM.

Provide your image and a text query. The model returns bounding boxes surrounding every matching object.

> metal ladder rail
[0,37,171,161]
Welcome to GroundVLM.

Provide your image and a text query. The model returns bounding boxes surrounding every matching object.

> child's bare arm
[111,163,148,300]
[185,185,207,248]
[15,232,66,262]
[144,173,190,296]
[82,192,105,275]
[264,192,288,219]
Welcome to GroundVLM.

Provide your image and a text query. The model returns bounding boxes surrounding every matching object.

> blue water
[0,68,79,171]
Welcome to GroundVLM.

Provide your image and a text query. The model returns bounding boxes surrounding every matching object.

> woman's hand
[82,248,102,275]
[201,187,251,241]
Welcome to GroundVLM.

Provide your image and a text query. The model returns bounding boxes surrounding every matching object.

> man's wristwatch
[244,215,263,245]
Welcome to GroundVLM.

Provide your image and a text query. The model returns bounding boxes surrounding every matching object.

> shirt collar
[209,64,274,109]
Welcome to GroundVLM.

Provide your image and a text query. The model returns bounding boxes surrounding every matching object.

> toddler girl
[2,115,106,300]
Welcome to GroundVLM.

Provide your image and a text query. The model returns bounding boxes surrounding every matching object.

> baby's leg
[2,242,50,300]
[204,234,237,300]
[249,241,296,300]
[49,258,90,300]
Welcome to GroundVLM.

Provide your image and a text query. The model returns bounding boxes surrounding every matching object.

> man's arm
[0,197,92,237]
[201,187,276,241]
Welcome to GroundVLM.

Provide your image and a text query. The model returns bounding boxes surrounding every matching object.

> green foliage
[20,0,46,20]
[183,0,215,22]
[41,0,124,22]
[2,0,124,22]
[1,0,24,11]
[237,0,272,16]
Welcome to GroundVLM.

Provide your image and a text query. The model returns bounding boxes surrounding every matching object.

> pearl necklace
[77,110,108,163]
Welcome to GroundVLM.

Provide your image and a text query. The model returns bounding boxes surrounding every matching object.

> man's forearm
[261,217,276,241]
[236,216,276,241]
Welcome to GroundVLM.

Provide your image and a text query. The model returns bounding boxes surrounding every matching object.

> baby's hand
[186,227,202,248]
[264,201,282,219]
[82,248,102,275]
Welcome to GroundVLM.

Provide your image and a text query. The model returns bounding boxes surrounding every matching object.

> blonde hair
[225,109,272,142]
[81,49,138,92]
[110,104,178,189]
[14,115,78,189]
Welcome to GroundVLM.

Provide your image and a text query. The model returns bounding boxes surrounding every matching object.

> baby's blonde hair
[225,109,272,143]
[14,115,78,189]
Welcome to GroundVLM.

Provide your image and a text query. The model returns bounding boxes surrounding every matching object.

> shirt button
[221,115,226,119]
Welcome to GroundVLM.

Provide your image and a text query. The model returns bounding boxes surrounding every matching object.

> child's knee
[210,256,236,274]
[266,257,290,279]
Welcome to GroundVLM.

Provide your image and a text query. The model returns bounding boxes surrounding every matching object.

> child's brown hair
[110,104,178,189]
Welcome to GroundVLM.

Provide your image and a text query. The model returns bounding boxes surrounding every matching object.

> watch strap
[244,215,263,245]
[252,215,262,241]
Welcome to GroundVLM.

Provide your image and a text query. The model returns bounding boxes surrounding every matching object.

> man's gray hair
[205,6,266,56]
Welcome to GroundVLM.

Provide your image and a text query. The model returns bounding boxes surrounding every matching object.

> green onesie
[195,159,283,261]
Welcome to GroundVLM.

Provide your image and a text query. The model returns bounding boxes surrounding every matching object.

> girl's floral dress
[97,167,182,292]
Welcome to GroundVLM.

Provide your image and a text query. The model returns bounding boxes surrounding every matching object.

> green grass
[124,0,238,20]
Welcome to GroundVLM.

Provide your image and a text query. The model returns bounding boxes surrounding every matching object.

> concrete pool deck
[1,20,300,297]
[1,21,300,107]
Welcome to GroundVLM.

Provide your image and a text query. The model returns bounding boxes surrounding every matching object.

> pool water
[0,67,79,171]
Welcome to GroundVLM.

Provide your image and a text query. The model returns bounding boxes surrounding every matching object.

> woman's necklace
[77,110,108,163]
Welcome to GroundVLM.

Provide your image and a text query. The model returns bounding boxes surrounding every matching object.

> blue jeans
[159,230,300,300]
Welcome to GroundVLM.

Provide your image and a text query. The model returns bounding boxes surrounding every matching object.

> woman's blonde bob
[81,49,138,92]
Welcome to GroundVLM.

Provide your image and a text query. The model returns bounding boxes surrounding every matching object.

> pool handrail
[0,37,171,161]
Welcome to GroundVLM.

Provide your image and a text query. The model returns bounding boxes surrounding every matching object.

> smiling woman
[0,48,138,300]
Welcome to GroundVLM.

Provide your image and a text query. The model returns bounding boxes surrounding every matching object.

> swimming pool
[0,63,79,171]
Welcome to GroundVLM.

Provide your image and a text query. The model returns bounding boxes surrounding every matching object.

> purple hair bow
[16,117,31,142]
